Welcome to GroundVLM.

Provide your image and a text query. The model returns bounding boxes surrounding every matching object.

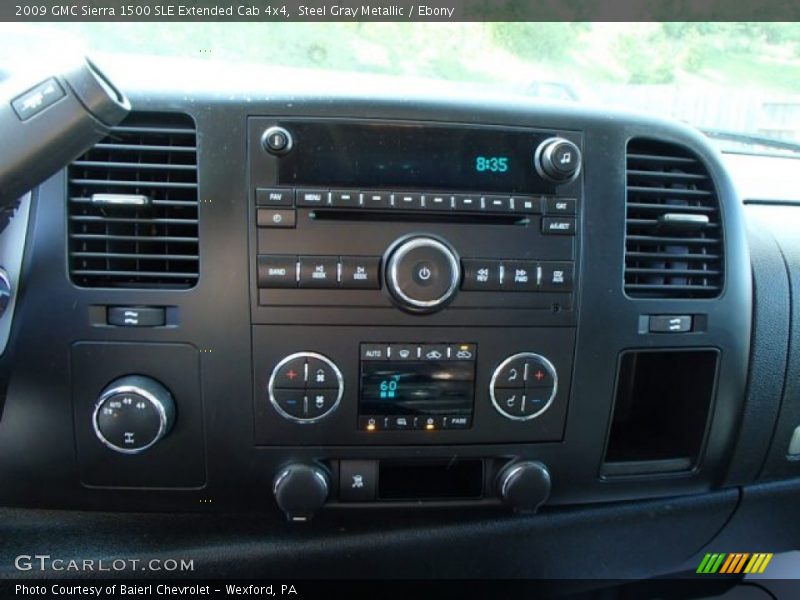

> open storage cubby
[601,349,719,477]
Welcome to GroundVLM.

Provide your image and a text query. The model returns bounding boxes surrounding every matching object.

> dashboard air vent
[624,139,722,298]
[68,112,199,289]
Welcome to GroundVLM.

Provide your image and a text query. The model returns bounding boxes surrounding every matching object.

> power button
[413,262,434,285]
[386,236,461,313]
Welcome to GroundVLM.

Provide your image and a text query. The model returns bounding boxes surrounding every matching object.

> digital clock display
[475,156,509,173]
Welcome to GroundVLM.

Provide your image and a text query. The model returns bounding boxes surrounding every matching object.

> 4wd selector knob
[93,375,176,454]
[385,236,460,313]
[535,137,582,183]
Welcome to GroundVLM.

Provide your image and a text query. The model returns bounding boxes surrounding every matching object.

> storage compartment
[378,459,484,500]
[601,349,719,476]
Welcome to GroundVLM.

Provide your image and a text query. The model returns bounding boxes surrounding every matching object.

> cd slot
[310,209,529,226]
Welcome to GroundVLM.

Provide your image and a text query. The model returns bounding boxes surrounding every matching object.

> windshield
[3,22,799,153]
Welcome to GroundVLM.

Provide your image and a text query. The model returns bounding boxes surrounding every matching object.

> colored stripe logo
[697,553,773,574]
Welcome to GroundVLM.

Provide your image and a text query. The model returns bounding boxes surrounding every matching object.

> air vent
[624,139,723,298]
[68,112,199,289]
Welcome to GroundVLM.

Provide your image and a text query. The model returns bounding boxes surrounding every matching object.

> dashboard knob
[385,236,461,313]
[273,464,330,521]
[93,375,176,454]
[261,125,293,156]
[497,461,551,513]
[535,137,582,182]
[0,268,11,318]
[490,352,558,421]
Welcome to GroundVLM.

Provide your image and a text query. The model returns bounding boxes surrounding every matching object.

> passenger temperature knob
[497,460,551,513]
[535,137,582,183]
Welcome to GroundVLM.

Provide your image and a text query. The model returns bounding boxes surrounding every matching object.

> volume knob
[385,236,461,313]
[535,137,582,183]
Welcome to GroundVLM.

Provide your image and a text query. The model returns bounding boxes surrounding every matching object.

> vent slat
[626,170,708,182]
[625,284,719,293]
[71,160,197,172]
[71,252,199,261]
[626,218,719,229]
[71,270,198,279]
[70,234,199,243]
[626,153,698,165]
[70,197,198,207]
[627,202,716,214]
[69,179,198,190]
[93,143,197,153]
[626,185,713,198]
[111,125,196,135]
[70,216,198,225]
[624,139,723,299]
[626,235,719,246]
[68,112,199,289]
[625,267,721,277]
[626,251,721,261]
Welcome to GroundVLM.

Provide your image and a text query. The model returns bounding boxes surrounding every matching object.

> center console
[245,118,581,516]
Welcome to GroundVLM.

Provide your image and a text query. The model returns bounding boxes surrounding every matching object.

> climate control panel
[253,326,574,447]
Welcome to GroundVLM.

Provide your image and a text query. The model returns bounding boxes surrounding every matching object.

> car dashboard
[0,56,798,581]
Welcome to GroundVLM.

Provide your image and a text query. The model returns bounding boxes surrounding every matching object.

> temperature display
[360,360,474,417]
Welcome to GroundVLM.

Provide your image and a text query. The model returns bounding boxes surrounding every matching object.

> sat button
[546,197,576,215]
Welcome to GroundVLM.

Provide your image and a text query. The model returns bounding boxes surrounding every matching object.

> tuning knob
[273,464,330,521]
[535,137,582,183]
[497,461,551,513]
[385,236,461,313]
[93,375,176,454]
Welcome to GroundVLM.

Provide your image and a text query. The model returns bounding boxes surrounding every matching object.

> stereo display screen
[275,121,560,193]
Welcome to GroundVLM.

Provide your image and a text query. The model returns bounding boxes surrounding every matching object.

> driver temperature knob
[273,464,330,521]
[535,137,582,183]
[497,461,551,513]
[385,236,461,313]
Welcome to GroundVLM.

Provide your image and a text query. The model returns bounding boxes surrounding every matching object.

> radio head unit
[248,118,582,322]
